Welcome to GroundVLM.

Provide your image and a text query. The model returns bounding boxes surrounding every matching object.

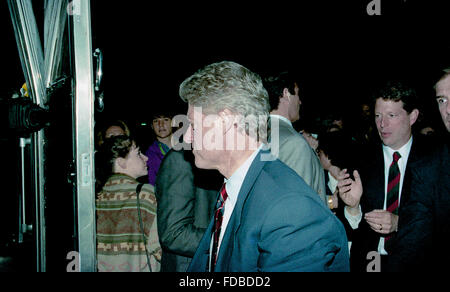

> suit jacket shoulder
[271,119,326,201]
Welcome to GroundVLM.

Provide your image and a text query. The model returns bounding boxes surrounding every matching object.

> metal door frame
[9,0,97,271]
[71,0,96,272]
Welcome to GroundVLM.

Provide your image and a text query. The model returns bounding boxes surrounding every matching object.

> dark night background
[90,0,450,133]
[0,0,450,271]
[2,1,450,132]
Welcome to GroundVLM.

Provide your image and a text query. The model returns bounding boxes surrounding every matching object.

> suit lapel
[399,137,421,206]
[405,136,422,168]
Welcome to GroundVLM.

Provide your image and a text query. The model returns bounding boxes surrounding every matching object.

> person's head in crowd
[179,60,270,174]
[329,111,345,132]
[264,71,302,123]
[415,111,438,138]
[361,102,372,121]
[96,135,148,192]
[151,110,174,143]
[419,125,435,137]
[97,119,131,147]
[105,125,125,138]
[372,81,420,150]
[435,69,450,132]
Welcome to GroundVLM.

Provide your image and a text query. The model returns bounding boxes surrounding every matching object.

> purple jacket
[145,141,170,186]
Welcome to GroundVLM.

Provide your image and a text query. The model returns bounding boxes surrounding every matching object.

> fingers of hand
[338,178,352,187]
[338,184,352,194]
[367,221,384,233]
[365,211,393,234]
[337,169,349,180]
[353,170,361,182]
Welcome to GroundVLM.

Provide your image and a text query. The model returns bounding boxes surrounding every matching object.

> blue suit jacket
[187,150,350,272]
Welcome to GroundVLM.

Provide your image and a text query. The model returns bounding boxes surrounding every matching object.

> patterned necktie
[210,183,228,272]
[386,151,401,216]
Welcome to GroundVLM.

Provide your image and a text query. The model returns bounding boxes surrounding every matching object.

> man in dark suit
[434,71,450,258]
[385,70,450,271]
[155,149,222,272]
[179,61,349,272]
[436,70,450,133]
[337,81,430,271]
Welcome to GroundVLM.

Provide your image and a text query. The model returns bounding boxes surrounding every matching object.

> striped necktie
[386,151,401,216]
[210,183,228,272]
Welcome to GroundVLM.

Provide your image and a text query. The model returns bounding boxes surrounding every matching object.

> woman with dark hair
[95,135,161,272]
[95,119,131,149]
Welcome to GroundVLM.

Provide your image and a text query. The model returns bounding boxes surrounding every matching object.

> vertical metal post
[18,137,32,244]
[8,0,48,272]
[33,130,47,272]
[71,0,97,272]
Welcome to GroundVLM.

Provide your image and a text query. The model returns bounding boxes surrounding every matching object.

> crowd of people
[93,62,449,272]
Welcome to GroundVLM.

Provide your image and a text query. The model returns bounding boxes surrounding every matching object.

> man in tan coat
[265,72,326,204]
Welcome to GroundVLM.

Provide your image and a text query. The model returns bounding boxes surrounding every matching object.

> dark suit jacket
[187,150,350,272]
[349,136,438,272]
[155,149,222,272]
[387,136,449,271]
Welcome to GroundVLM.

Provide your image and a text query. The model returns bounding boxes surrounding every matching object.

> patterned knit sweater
[96,173,161,272]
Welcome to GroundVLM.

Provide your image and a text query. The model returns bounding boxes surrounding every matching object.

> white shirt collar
[382,135,413,164]
[270,114,292,127]
[224,144,264,205]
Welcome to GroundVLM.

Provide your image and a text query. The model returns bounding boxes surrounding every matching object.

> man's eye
[437,97,448,105]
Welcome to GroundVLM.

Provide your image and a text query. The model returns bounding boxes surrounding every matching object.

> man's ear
[409,109,419,126]
[218,109,236,134]
[282,88,291,103]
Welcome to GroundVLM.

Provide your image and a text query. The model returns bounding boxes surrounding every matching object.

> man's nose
[380,116,387,128]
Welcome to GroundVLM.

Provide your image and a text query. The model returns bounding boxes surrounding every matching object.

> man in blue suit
[178,61,349,272]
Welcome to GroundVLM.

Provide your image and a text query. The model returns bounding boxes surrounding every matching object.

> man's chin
[157,132,171,139]
[193,156,207,169]
[192,152,213,170]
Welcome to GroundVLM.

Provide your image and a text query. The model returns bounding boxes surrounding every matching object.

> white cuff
[344,205,362,230]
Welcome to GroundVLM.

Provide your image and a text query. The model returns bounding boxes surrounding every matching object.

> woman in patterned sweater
[95,135,161,272]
